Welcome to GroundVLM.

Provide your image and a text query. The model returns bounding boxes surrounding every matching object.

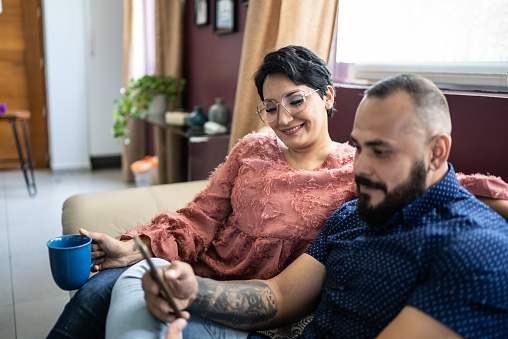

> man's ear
[429,134,451,171]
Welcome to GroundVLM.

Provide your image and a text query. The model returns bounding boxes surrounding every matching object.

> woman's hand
[477,197,508,221]
[165,318,188,339]
[142,260,197,323]
[80,228,145,271]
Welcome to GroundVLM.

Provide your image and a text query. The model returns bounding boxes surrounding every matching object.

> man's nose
[353,150,373,177]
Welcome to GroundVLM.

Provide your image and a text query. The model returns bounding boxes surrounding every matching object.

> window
[333,0,508,91]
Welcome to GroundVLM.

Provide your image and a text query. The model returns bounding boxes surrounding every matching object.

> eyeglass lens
[257,91,307,123]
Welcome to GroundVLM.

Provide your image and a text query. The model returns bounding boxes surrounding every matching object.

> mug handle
[90,239,96,269]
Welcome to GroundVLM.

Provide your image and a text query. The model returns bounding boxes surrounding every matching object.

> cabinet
[144,115,229,183]
[187,135,230,181]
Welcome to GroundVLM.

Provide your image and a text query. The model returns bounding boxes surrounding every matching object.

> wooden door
[0,0,49,168]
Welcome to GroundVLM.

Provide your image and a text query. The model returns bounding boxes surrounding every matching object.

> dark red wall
[182,0,247,123]
[446,94,507,180]
[330,86,508,181]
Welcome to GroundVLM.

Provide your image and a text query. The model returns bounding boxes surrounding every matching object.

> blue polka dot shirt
[303,165,508,338]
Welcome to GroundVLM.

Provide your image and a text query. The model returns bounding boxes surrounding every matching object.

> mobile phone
[134,235,183,318]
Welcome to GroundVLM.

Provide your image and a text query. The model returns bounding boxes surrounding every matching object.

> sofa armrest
[62,180,209,238]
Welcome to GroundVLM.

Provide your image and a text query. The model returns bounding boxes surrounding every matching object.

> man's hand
[79,228,145,271]
[142,260,197,323]
[165,318,187,339]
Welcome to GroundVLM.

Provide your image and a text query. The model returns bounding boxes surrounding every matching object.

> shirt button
[339,285,345,291]
[349,249,355,256]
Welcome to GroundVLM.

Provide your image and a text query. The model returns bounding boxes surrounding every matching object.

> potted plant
[112,75,185,141]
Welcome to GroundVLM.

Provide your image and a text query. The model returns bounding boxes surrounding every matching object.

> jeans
[106,258,250,339]
[46,266,130,339]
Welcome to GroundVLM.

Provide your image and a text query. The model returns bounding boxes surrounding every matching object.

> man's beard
[355,160,427,225]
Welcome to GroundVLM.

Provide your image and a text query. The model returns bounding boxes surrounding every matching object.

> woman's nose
[277,107,294,125]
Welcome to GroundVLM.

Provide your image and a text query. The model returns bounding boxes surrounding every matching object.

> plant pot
[147,94,167,118]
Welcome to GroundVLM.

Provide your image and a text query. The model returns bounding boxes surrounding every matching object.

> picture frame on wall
[195,0,209,26]
[214,0,236,35]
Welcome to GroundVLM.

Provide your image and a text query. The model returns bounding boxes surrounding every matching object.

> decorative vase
[208,97,229,127]
[147,94,167,118]
[187,105,208,126]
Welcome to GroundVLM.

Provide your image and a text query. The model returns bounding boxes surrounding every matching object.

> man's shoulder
[323,200,362,233]
[427,194,508,265]
[329,199,358,218]
[418,166,506,228]
[444,192,508,229]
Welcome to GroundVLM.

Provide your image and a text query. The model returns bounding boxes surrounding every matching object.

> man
[117,74,508,338]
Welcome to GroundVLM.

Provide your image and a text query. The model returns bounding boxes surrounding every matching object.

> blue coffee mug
[47,235,96,290]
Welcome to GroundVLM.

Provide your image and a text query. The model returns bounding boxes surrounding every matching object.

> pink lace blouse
[121,132,508,280]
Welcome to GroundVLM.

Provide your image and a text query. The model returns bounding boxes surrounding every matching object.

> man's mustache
[355,176,388,194]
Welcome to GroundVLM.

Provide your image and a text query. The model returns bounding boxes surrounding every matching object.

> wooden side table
[0,110,37,197]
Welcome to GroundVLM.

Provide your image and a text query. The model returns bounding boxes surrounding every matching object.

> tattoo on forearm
[190,277,278,326]
[132,242,138,252]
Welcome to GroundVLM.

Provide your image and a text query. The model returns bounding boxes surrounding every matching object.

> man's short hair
[365,74,451,135]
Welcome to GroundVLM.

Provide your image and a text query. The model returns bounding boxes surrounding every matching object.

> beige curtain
[154,0,183,79]
[153,0,184,184]
[121,0,184,183]
[229,0,339,150]
[121,0,147,182]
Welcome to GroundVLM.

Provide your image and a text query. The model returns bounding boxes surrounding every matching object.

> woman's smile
[280,123,304,135]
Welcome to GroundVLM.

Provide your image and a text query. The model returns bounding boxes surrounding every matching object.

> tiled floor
[0,168,133,339]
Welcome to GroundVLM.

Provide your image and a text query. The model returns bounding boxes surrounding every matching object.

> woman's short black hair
[254,45,334,118]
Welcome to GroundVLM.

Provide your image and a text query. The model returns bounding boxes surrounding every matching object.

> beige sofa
[59,175,507,338]
[62,180,209,238]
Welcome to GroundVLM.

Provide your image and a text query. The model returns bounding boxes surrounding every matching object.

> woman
[48,46,508,339]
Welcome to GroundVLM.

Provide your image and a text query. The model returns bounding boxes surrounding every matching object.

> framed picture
[214,0,236,35]
[194,0,209,26]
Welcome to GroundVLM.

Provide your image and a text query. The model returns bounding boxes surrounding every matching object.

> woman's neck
[280,137,336,171]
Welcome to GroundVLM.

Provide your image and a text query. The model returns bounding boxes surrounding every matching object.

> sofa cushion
[62,180,209,238]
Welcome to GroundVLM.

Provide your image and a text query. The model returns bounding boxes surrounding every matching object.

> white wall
[44,0,89,170]
[87,0,123,157]
[43,0,122,170]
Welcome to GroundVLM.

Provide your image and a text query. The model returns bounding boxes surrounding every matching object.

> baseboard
[90,156,121,170]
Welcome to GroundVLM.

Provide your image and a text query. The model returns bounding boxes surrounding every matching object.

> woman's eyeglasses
[256,89,319,123]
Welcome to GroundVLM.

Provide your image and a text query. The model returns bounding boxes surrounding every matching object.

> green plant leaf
[111,75,185,140]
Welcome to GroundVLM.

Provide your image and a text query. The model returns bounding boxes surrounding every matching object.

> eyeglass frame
[256,88,320,123]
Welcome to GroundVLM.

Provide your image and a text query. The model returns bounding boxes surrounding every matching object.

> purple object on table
[0,103,6,115]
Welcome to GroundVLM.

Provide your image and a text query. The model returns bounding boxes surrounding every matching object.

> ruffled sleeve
[456,172,508,200]
[119,137,247,263]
